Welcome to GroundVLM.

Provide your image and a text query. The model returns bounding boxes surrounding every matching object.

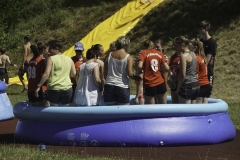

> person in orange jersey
[27,44,46,106]
[37,41,50,106]
[189,38,211,104]
[154,39,169,88]
[167,40,181,104]
[138,40,169,104]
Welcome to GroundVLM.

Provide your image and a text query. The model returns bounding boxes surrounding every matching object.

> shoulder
[209,38,217,45]
[64,55,72,61]
[196,55,201,62]
[180,52,189,59]
[96,59,104,66]
[24,43,31,48]
[93,62,100,67]
[127,54,133,61]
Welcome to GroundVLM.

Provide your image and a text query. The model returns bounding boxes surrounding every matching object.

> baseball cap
[74,42,84,51]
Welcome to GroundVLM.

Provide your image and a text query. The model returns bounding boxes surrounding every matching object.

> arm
[95,59,105,88]
[162,62,169,72]
[21,45,28,68]
[34,57,53,97]
[93,65,102,87]
[7,57,17,67]
[177,54,187,91]
[103,57,108,80]
[127,55,134,77]
[205,54,212,65]
[70,61,76,78]
[128,55,141,81]
[76,68,80,83]
[138,60,143,71]
[137,73,144,96]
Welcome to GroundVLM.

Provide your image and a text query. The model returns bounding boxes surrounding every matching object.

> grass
[0,145,123,160]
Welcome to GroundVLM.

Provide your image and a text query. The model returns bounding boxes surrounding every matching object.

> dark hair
[155,39,163,45]
[109,42,116,51]
[91,44,103,57]
[0,48,7,54]
[143,40,155,49]
[115,36,130,52]
[47,40,62,52]
[154,39,164,52]
[86,49,96,60]
[37,41,48,53]
[30,44,40,57]
[174,35,189,45]
[198,20,211,30]
[24,35,31,42]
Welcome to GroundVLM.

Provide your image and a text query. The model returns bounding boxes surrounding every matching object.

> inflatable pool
[13,95,236,147]
[0,81,14,121]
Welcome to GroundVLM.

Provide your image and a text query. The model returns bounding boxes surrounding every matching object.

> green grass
[0,145,123,160]
[7,85,28,106]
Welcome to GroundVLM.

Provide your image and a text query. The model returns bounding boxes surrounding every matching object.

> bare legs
[145,92,167,104]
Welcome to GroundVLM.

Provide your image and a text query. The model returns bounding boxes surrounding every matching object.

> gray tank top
[184,51,198,83]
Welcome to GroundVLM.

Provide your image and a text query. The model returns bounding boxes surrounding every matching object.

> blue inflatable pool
[13,96,236,147]
[0,81,14,121]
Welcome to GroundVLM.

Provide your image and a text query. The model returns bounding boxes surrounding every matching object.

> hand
[35,88,40,97]
[167,81,176,90]
[133,75,142,81]
[135,97,139,104]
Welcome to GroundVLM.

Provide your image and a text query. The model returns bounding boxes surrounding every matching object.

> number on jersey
[28,66,36,79]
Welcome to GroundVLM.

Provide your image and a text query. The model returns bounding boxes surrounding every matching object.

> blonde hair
[190,38,207,63]
[115,36,130,52]
[173,35,189,46]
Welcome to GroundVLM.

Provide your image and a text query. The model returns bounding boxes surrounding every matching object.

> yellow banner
[8,0,164,86]
[63,0,164,57]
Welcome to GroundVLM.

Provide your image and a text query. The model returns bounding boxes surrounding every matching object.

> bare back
[110,49,128,60]
[24,42,33,63]
[0,55,10,68]
[110,49,134,78]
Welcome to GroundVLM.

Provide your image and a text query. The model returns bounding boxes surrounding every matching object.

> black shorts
[28,90,44,103]
[0,68,5,75]
[178,81,199,100]
[42,90,48,100]
[144,82,167,97]
[198,84,212,98]
[104,84,130,105]
[170,82,178,92]
[18,63,28,77]
[47,88,73,105]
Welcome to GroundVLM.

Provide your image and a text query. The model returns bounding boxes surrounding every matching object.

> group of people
[169,20,216,104]
[8,20,216,106]
[134,20,217,105]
